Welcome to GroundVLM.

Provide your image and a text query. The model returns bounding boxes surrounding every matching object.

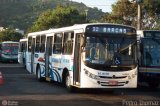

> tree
[0,29,23,42]
[102,0,160,30]
[28,6,87,32]
[102,0,137,26]
[141,0,160,29]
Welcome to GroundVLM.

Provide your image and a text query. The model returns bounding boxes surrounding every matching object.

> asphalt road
[0,63,159,106]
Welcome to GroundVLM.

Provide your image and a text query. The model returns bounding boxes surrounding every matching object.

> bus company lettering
[52,58,61,63]
[52,58,70,63]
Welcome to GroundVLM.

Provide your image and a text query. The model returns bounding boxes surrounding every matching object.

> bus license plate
[108,81,118,85]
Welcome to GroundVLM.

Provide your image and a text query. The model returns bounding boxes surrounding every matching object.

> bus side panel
[51,54,62,82]
[18,52,23,64]
[36,53,45,77]
[50,55,73,83]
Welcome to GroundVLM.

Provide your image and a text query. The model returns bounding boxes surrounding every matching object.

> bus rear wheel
[36,66,44,82]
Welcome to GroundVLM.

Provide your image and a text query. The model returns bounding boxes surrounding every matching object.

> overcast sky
[71,0,117,12]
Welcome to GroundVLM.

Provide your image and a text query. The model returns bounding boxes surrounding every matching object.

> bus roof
[137,30,160,32]
[28,23,136,36]
[137,30,160,38]
[1,41,19,43]
[20,38,28,42]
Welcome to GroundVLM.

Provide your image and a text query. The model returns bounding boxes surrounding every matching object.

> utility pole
[85,9,88,22]
[137,3,141,30]
[136,0,143,30]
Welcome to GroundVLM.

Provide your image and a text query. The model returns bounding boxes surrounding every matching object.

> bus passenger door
[45,36,53,80]
[31,38,35,73]
[73,33,83,85]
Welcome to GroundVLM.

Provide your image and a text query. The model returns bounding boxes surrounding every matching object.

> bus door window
[45,36,53,77]
[35,36,40,53]
[40,35,46,53]
[28,37,32,52]
[48,36,53,56]
[31,38,35,53]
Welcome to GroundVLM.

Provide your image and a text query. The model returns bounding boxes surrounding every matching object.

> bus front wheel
[65,72,74,92]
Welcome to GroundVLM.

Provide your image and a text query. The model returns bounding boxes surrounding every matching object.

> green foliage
[102,0,137,26]
[0,29,23,42]
[0,0,104,31]
[102,0,160,30]
[28,6,87,32]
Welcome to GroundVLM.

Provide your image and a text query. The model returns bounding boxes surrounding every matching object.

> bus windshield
[83,35,137,70]
[2,43,19,55]
[141,38,160,66]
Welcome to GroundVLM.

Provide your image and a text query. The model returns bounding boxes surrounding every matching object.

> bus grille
[99,76,127,79]
[99,81,127,86]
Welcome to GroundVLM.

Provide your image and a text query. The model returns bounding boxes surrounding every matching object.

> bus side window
[63,32,74,55]
[40,35,46,53]
[53,33,62,54]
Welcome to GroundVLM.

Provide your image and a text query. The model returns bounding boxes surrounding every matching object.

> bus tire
[36,66,44,82]
[65,72,74,92]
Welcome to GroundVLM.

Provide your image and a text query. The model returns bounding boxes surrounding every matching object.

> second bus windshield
[141,38,160,66]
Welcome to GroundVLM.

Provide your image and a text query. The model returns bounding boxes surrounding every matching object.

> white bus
[18,38,27,67]
[0,41,19,62]
[137,30,160,88]
[26,23,138,91]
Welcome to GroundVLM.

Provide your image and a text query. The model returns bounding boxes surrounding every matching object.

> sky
[71,0,117,12]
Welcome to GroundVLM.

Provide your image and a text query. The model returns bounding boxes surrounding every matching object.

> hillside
[0,0,105,31]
